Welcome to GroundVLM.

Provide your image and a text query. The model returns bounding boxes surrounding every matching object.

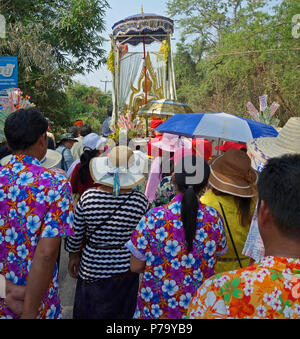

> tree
[0,0,110,127]
[168,0,300,123]
[1,0,109,73]
[65,82,112,134]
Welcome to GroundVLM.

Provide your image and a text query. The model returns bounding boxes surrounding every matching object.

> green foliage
[0,0,109,128]
[65,81,112,134]
[168,0,300,125]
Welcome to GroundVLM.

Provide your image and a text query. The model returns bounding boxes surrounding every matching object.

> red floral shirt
[187,256,300,319]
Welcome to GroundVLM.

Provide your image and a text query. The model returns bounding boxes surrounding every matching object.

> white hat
[247,117,300,165]
[1,149,62,169]
[83,133,107,151]
[89,146,146,196]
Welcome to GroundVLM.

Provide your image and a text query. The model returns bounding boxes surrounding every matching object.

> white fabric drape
[119,53,142,110]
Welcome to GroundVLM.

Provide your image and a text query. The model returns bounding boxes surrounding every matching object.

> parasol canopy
[155,112,278,142]
[112,13,174,46]
[138,99,193,118]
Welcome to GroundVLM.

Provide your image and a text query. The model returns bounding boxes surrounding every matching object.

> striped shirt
[65,189,149,281]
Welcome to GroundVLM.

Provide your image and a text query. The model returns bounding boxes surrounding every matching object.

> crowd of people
[0,107,300,319]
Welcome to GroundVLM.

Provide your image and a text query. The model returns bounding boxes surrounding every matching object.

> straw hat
[90,145,146,195]
[1,149,62,169]
[247,117,300,164]
[209,149,258,198]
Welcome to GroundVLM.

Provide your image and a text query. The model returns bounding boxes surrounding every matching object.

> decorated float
[108,10,178,140]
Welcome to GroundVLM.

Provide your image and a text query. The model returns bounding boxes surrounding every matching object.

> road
[58,243,77,319]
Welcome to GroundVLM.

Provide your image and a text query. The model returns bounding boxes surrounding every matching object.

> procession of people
[0,103,300,320]
[0,0,299,321]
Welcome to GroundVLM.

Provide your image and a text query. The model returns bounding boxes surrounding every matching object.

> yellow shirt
[200,190,255,273]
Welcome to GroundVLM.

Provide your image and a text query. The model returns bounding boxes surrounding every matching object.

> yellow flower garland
[107,46,115,74]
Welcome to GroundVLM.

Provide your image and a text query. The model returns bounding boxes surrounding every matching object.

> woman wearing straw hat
[200,149,257,273]
[65,145,149,319]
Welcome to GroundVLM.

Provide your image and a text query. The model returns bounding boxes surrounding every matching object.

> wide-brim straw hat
[1,149,62,169]
[209,148,258,198]
[90,146,146,193]
[247,117,300,164]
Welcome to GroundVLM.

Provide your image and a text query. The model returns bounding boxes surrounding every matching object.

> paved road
[58,244,77,319]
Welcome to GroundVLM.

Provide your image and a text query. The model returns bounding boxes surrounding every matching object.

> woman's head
[79,133,107,184]
[209,149,257,198]
[174,155,210,194]
[174,155,210,253]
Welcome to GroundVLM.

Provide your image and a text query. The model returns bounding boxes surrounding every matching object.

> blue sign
[0,56,18,96]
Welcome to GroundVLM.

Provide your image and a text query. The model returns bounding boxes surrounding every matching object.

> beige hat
[1,149,62,169]
[90,146,146,195]
[209,149,258,198]
[247,117,300,164]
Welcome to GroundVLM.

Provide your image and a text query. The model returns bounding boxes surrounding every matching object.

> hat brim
[1,149,62,169]
[209,155,258,198]
[247,137,299,164]
[90,153,146,189]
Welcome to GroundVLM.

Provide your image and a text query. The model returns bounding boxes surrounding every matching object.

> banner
[0,56,18,97]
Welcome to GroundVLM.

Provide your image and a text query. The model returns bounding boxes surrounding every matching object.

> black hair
[79,149,99,184]
[80,124,92,137]
[47,136,55,150]
[210,187,252,227]
[107,106,113,117]
[257,154,300,241]
[4,108,48,151]
[161,155,174,178]
[68,126,79,138]
[174,155,210,252]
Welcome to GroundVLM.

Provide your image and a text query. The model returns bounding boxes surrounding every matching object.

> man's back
[187,255,300,319]
[0,154,74,319]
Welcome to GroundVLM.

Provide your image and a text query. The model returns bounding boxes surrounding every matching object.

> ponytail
[181,186,199,252]
[174,155,210,253]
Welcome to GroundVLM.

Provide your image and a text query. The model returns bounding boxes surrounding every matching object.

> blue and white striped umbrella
[155,112,278,142]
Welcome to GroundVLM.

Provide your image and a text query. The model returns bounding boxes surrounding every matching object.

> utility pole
[100,78,112,93]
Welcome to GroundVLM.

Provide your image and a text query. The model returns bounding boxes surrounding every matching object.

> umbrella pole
[146,116,149,138]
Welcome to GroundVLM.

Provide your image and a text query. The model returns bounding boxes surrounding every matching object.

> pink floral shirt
[0,155,74,319]
[126,194,227,319]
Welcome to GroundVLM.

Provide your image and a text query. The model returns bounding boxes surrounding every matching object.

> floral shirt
[187,256,300,319]
[126,194,227,319]
[0,155,74,319]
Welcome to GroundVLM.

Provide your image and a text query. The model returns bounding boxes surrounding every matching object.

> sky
[73,0,178,92]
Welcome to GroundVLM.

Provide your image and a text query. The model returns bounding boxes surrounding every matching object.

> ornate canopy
[112,13,174,46]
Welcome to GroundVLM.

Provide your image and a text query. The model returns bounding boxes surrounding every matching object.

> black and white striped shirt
[65,189,149,281]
